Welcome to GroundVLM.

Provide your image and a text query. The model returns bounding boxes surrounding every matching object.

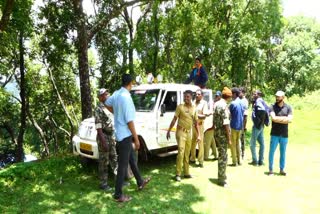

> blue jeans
[269,135,288,171]
[250,126,264,164]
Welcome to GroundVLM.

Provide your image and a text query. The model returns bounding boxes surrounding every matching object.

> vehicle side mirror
[160,104,166,116]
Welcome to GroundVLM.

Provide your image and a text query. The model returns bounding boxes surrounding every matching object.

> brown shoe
[279,171,287,176]
[267,171,274,176]
[138,177,151,190]
[184,174,193,179]
[115,195,132,203]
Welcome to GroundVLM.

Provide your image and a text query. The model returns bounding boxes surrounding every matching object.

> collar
[120,87,130,93]
[192,63,202,69]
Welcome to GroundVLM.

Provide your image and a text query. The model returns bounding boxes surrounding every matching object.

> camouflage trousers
[214,129,228,182]
[97,133,118,186]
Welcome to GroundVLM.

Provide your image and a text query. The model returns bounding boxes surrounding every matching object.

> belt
[177,125,191,133]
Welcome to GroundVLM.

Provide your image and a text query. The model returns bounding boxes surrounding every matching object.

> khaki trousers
[230,129,241,164]
[204,129,217,159]
[190,124,204,164]
[176,129,192,176]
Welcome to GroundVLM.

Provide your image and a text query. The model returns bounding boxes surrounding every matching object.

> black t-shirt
[270,103,292,137]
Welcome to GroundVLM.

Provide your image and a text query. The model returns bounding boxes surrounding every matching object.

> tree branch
[87,0,149,41]
[136,2,152,29]
[0,122,17,145]
[49,117,71,137]
[46,63,75,140]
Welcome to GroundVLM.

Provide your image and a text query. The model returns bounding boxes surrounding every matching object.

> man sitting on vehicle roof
[184,57,208,89]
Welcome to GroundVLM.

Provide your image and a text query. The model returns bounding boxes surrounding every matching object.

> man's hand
[196,136,201,143]
[166,131,171,140]
[133,137,140,150]
[102,141,109,152]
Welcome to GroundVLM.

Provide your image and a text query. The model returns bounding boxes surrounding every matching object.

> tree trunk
[72,0,150,119]
[0,0,15,32]
[73,0,92,120]
[152,8,159,73]
[16,31,26,162]
[123,8,134,75]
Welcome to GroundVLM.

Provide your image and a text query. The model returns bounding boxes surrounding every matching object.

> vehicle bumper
[72,136,99,159]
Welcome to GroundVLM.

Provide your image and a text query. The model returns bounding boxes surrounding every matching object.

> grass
[1,99,320,213]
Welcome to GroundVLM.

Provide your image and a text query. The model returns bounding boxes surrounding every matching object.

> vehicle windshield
[131,89,160,112]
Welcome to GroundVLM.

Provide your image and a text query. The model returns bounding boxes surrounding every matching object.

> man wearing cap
[203,91,221,161]
[184,57,208,89]
[95,88,118,191]
[190,89,208,167]
[167,90,200,182]
[106,74,151,203]
[239,87,249,159]
[229,88,245,166]
[249,90,269,166]
[213,87,232,187]
[268,90,293,176]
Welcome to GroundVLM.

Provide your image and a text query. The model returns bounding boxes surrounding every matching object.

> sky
[282,0,320,21]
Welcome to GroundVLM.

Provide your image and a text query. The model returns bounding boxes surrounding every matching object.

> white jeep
[72,83,213,161]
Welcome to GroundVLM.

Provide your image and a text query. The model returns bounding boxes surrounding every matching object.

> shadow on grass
[0,154,205,213]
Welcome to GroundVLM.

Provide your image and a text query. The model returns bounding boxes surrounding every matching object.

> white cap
[275,90,285,97]
[98,88,108,96]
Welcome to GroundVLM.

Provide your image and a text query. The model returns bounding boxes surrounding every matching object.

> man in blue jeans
[249,90,269,166]
[268,90,293,176]
[106,74,151,202]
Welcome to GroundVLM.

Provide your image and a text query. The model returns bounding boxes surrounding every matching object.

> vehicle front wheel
[138,136,150,162]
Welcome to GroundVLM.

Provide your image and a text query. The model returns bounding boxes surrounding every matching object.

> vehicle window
[163,91,177,112]
[131,89,160,112]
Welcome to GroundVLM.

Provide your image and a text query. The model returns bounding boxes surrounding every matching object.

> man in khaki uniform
[204,91,221,161]
[167,90,200,181]
[190,89,208,167]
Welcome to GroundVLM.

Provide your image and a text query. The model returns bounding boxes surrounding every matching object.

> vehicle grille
[80,149,93,156]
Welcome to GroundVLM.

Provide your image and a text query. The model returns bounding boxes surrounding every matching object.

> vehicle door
[202,89,214,132]
[131,89,160,150]
[157,90,178,147]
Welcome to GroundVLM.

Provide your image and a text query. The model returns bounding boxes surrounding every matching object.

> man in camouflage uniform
[213,87,232,187]
[95,88,118,191]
